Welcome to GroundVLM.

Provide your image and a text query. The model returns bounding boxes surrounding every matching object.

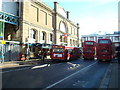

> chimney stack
[54,1,59,12]
[67,11,70,19]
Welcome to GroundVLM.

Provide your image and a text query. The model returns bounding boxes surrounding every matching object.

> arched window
[60,22,66,33]
[43,32,45,40]
[42,31,46,41]
[50,33,53,41]
[30,29,36,39]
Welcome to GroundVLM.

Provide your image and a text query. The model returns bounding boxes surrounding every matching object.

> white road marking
[31,64,48,69]
[44,62,97,89]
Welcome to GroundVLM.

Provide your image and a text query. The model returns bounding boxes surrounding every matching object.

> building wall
[54,2,78,46]
[0,0,79,46]
[21,0,79,46]
[21,0,53,44]
[22,0,53,29]
[55,16,78,46]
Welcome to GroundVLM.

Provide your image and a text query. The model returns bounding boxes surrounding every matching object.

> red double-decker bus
[83,41,96,60]
[50,45,81,61]
[96,39,115,61]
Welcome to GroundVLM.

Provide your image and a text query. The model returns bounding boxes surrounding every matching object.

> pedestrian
[42,50,47,61]
[22,44,29,60]
[38,49,42,60]
[38,49,45,61]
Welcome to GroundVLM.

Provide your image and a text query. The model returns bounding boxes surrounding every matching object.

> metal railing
[0,11,19,26]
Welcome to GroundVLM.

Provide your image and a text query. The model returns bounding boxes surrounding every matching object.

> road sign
[64,33,68,37]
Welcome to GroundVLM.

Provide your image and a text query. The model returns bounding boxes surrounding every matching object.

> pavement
[0,57,52,69]
[99,59,119,89]
[108,59,120,89]
[0,58,119,89]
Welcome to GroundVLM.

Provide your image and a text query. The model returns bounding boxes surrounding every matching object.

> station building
[20,0,79,46]
[0,0,80,61]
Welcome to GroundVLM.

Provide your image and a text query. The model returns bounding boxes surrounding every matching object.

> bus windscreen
[85,42,94,45]
[99,40,109,44]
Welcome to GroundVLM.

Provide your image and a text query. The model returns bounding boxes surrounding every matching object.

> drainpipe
[53,1,58,45]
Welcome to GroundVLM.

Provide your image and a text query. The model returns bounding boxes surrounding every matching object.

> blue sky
[40,0,118,35]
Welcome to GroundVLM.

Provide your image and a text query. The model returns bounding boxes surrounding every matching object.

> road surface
[2,59,110,89]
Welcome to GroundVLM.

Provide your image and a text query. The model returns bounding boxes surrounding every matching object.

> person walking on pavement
[38,49,43,60]
[40,49,46,61]
[22,44,29,60]
[38,50,42,59]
